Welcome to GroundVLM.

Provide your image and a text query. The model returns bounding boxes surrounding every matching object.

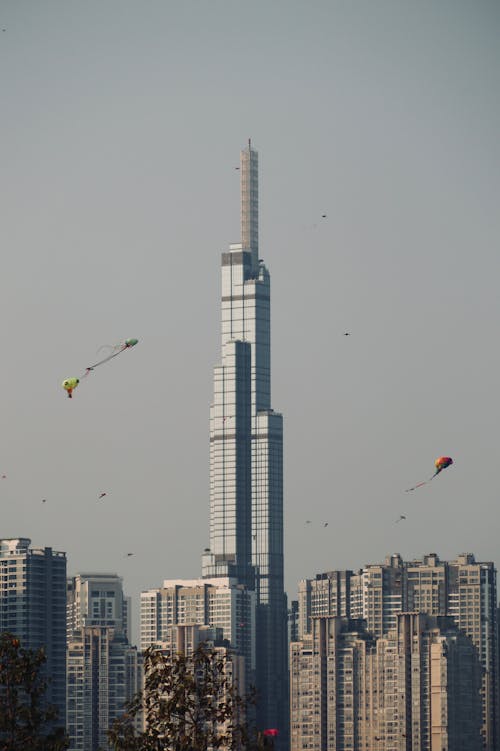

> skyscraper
[0,538,67,723]
[202,142,288,737]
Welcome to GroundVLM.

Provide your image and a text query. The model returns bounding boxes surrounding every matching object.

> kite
[62,338,138,398]
[405,456,453,492]
[62,377,79,399]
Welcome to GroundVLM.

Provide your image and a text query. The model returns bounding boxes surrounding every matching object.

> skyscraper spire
[240,139,259,266]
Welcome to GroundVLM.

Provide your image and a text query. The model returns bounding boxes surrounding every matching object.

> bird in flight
[395,515,406,524]
[125,552,134,557]
[98,492,107,500]
[41,499,47,503]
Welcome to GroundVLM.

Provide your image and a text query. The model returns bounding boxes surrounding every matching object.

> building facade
[140,576,256,688]
[290,613,482,751]
[145,624,247,748]
[0,537,67,723]
[67,572,130,639]
[66,627,140,751]
[66,573,139,751]
[202,141,288,738]
[297,553,497,749]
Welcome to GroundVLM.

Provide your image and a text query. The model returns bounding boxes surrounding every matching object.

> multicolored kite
[62,338,139,398]
[405,456,453,492]
[62,377,80,399]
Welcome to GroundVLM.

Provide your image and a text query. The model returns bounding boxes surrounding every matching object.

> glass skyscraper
[202,142,288,739]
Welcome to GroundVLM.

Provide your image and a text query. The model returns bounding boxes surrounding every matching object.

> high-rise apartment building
[140,577,255,687]
[158,622,246,693]
[147,624,247,747]
[390,613,482,751]
[67,572,130,639]
[0,537,67,722]
[297,552,498,749]
[66,628,140,751]
[290,613,482,751]
[202,141,287,737]
[66,573,140,751]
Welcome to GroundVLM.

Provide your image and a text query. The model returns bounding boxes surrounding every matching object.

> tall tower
[203,142,287,739]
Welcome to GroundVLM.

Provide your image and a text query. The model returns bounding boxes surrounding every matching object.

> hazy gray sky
[1,0,499,642]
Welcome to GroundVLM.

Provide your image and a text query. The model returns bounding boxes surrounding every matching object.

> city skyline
[1,1,499,646]
[1,536,497,748]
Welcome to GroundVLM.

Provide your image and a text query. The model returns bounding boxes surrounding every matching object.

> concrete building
[66,628,140,751]
[143,624,247,748]
[390,613,482,751]
[291,617,379,751]
[140,576,256,688]
[297,552,498,749]
[67,572,130,639]
[404,553,497,750]
[290,614,482,751]
[201,141,287,737]
[297,570,353,639]
[66,573,139,751]
[158,622,246,691]
[0,537,67,722]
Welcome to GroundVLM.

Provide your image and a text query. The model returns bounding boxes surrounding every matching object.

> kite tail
[405,473,437,493]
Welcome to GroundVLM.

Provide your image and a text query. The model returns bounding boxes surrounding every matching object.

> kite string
[86,345,127,371]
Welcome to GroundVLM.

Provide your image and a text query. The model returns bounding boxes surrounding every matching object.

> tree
[108,643,267,751]
[0,632,69,751]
